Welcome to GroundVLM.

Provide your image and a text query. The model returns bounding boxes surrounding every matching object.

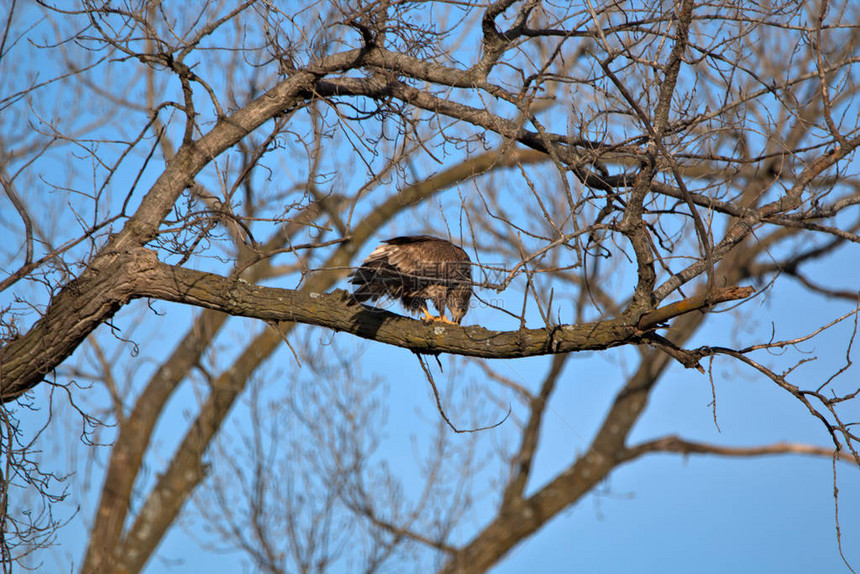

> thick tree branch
[637,286,755,331]
[2,255,756,405]
[108,146,550,574]
[135,249,636,358]
[441,346,674,574]
[0,52,359,401]
[500,353,568,510]
[4,3,859,571]
[80,198,336,573]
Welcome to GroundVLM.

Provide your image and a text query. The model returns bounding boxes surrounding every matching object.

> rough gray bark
[1,1,858,573]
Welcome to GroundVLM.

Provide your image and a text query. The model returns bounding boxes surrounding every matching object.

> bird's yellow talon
[419,306,434,324]
[348,236,472,326]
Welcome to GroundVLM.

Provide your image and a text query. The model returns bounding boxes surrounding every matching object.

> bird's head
[450,301,468,325]
[447,272,472,325]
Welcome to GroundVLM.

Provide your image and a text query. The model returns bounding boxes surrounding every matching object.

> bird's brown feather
[348,236,473,324]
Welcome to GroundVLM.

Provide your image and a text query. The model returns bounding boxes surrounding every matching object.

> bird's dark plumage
[349,235,473,325]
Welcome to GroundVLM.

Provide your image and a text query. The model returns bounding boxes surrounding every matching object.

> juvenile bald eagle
[349,235,473,325]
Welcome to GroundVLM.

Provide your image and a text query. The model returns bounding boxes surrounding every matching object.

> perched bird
[349,235,473,325]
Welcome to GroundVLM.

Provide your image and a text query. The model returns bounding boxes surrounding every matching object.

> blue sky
[2,3,859,573]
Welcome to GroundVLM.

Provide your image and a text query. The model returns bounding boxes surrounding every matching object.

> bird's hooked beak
[450,308,466,325]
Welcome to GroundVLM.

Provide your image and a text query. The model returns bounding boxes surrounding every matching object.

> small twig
[619,436,858,464]
[832,452,857,574]
[0,166,34,270]
[707,357,721,433]
[267,321,301,368]
[414,353,509,434]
